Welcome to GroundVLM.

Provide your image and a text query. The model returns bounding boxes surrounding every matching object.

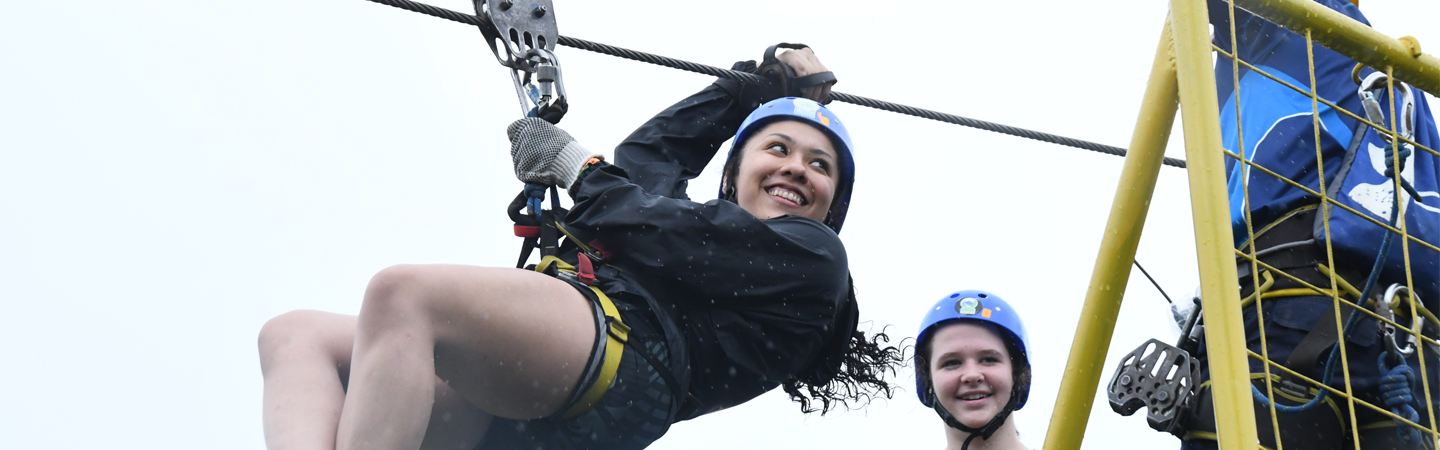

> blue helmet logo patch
[955,297,982,315]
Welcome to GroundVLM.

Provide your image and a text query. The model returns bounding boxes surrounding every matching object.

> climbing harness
[462,0,635,420]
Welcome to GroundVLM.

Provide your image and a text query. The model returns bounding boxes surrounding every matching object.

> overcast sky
[3,0,1438,449]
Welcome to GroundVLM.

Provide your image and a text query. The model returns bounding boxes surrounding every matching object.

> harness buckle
[576,252,596,285]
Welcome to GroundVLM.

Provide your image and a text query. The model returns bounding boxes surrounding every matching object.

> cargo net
[1207,1,1440,449]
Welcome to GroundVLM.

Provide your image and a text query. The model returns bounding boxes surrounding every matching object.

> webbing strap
[534,255,574,274]
[559,285,629,419]
[1288,300,1357,375]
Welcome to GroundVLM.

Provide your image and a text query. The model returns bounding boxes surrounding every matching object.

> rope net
[1212,0,1439,448]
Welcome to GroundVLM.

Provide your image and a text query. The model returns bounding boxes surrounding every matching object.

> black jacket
[561,84,854,421]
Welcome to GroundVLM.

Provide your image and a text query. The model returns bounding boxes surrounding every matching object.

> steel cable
[361,0,1187,169]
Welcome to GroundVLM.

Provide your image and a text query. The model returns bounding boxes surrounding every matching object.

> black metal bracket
[1107,338,1201,437]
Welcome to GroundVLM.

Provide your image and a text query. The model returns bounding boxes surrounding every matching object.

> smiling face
[927,321,1015,429]
[727,120,839,224]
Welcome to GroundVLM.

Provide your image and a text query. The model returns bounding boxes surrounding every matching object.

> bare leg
[260,310,356,450]
[259,310,492,450]
[336,265,596,450]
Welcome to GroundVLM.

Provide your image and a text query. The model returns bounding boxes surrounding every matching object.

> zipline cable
[361,0,1188,169]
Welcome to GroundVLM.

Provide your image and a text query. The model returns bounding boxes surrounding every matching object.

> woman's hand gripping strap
[507,118,604,190]
[756,43,838,104]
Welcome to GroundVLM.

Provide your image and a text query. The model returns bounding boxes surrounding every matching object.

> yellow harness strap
[559,285,630,419]
[533,226,630,419]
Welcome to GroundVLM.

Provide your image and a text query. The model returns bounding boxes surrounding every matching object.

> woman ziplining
[257,46,905,450]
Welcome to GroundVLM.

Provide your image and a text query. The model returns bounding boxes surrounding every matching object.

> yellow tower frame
[1041,1,1440,449]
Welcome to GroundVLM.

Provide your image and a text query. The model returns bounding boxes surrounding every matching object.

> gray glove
[507,118,602,189]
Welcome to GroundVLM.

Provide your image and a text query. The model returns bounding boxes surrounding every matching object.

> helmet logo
[817,112,830,126]
[955,297,982,315]
[791,97,821,118]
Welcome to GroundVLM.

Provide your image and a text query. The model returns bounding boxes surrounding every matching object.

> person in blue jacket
[1183,1,1440,448]
[255,46,904,450]
[915,290,1033,450]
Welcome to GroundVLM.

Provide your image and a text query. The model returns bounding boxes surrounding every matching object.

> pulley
[472,0,568,122]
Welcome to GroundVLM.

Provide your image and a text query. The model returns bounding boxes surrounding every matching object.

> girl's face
[928,321,1015,429]
[729,120,839,224]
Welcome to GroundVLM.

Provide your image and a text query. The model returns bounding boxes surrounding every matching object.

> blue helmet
[915,289,1032,410]
[718,97,856,233]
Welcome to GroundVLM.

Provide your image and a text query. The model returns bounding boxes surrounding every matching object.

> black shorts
[476,289,675,450]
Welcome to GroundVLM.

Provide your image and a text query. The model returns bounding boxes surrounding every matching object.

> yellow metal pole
[1040,17,1179,450]
[1230,0,1440,97]
[1171,0,1259,449]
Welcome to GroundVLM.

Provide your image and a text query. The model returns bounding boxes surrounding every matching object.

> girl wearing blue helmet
[257,46,902,450]
[916,290,1033,450]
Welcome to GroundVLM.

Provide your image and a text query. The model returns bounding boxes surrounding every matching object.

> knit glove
[507,118,602,189]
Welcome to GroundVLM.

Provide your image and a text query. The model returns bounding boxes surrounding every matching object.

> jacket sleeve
[612,83,753,200]
[566,161,850,381]
[566,162,849,304]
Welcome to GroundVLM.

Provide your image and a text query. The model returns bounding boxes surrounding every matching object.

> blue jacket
[1212,0,1440,299]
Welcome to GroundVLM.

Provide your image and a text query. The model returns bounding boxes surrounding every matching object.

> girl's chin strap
[928,387,1020,450]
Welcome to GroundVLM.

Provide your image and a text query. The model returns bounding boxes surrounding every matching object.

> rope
[1379,352,1424,444]
[359,0,1187,169]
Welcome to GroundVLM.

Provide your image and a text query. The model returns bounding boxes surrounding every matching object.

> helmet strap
[926,384,1021,450]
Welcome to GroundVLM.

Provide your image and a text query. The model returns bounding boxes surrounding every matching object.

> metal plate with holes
[483,0,557,62]
[1107,338,1200,437]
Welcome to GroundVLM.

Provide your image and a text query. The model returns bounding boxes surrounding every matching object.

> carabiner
[472,0,568,121]
[1379,284,1420,358]
[1357,71,1417,142]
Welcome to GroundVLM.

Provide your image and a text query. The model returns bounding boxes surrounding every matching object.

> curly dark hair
[782,328,907,414]
[780,282,908,415]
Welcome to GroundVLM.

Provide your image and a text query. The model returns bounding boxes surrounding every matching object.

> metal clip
[472,0,567,119]
[1379,284,1420,358]
[1358,71,1417,143]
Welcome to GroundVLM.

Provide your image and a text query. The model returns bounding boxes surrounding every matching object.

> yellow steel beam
[1172,0,1259,449]
[1040,17,1179,450]
[1230,0,1440,97]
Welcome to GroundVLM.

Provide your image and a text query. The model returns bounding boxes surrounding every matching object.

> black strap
[1285,301,1357,375]
[758,43,838,103]
[792,72,837,90]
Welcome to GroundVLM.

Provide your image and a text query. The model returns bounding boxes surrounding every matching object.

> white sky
[3,0,1437,449]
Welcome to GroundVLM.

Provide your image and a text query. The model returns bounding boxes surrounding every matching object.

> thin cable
[358,0,1187,169]
[1132,260,1173,304]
